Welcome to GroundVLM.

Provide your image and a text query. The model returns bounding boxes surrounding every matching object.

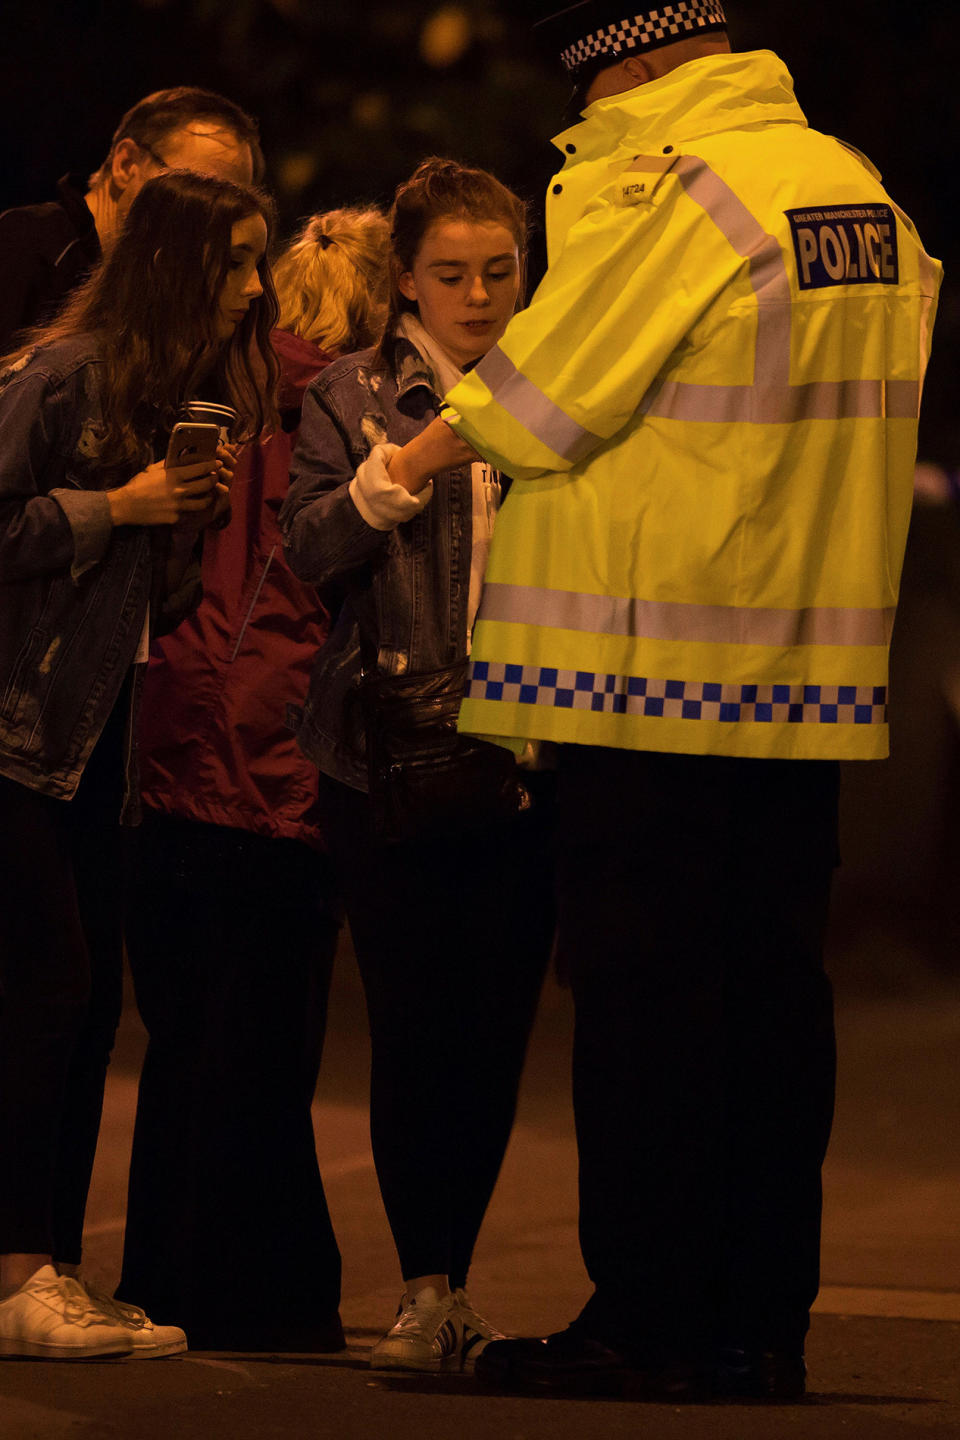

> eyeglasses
[133,139,168,170]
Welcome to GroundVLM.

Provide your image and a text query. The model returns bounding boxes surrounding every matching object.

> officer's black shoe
[713,1346,807,1400]
[475,1325,704,1398]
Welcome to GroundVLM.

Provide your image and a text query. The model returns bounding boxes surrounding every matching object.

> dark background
[3,0,960,965]
[1,0,956,458]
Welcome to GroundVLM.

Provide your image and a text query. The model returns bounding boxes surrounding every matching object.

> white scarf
[398,315,500,651]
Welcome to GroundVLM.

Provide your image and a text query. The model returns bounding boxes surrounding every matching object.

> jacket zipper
[230,544,275,662]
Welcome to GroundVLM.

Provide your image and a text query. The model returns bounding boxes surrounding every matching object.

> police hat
[534,1,727,76]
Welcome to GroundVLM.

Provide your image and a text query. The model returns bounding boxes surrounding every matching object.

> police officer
[386,0,941,1401]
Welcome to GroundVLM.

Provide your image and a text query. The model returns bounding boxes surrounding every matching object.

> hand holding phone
[165,422,220,468]
[107,426,224,527]
[165,421,222,513]
[172,441,238,532]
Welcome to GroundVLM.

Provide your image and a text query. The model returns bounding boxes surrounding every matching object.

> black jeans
[317,771,555,1289]
[0,698,128,1262]
[556,745,839,1359]
[118,812,343,1349]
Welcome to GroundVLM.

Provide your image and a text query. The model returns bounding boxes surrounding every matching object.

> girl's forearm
[386,418,477,493]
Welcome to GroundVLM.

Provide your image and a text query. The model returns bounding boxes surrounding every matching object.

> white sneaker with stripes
[453,1288,505,1370]
[79,1281,187,1358]
[0,1266,133,1359]
[370,1287,464,1371]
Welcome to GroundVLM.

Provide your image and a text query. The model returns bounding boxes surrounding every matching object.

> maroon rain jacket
[139,329,334,848]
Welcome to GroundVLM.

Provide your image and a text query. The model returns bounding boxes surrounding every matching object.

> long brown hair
[377,157,528,366]
[273,207,389,353]
[2,170,280,465]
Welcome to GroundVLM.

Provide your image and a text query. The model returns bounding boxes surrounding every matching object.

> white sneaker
[453,1287,505,1369]
[79,1282,187,1358]
[370,1287,463,1372]
[0,1266,133,1359]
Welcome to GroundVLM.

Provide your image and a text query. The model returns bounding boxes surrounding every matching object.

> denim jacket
[0,335,197,819]
[281,334,478,790]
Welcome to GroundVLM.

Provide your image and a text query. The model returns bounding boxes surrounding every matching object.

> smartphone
[165,422,220,468]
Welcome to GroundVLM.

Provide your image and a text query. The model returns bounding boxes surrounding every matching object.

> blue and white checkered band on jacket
[560,0,727,73]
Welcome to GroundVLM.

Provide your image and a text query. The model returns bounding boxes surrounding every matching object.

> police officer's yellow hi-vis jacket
[445,49,941,761]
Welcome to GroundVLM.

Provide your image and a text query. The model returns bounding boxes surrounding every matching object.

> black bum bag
[360,658,531,844]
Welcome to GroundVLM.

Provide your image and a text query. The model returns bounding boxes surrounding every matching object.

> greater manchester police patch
[785,204,899,289]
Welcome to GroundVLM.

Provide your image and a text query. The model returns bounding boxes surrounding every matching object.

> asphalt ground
[1,934,958,1439]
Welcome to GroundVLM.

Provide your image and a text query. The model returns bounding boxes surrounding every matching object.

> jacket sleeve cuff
[49,488,113,579]
[349,443,433,531]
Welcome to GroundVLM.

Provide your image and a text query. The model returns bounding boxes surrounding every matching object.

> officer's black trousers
[555,745,839,1359]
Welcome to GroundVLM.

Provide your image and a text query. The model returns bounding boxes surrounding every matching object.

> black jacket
[0,175,101,353]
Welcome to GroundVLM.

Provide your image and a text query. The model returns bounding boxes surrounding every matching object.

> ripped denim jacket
[0,336,197,818]
[281,334,478,791]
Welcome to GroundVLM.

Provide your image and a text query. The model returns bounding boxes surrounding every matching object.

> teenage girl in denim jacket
[118,207,390,1353]
[0,170,277,1359]
[282,159,556,1373]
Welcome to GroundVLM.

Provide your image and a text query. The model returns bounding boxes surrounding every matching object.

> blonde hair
[273,207,390,354]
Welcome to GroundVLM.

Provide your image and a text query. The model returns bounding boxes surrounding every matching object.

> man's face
[116,123,254,218]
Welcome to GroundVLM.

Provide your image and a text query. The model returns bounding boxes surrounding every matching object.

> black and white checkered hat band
[560,0,726,72]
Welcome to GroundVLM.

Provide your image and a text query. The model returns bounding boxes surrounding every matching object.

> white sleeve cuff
[349,443,434,531]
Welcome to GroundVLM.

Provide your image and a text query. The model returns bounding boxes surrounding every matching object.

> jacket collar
[56,174,101,257]
[552,49,807,158]
[391,332,439,413]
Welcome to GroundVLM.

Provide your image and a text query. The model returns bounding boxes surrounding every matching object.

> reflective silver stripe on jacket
[473,345,601,461]
[643,377,921,424]
[674,154,792,387]
[479,583,895,648]
[640,155,920,424]
[471,154,919,451]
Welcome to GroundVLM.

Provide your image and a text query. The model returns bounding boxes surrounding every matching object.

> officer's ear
[398,270,418,304]
[622,53,655,87]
